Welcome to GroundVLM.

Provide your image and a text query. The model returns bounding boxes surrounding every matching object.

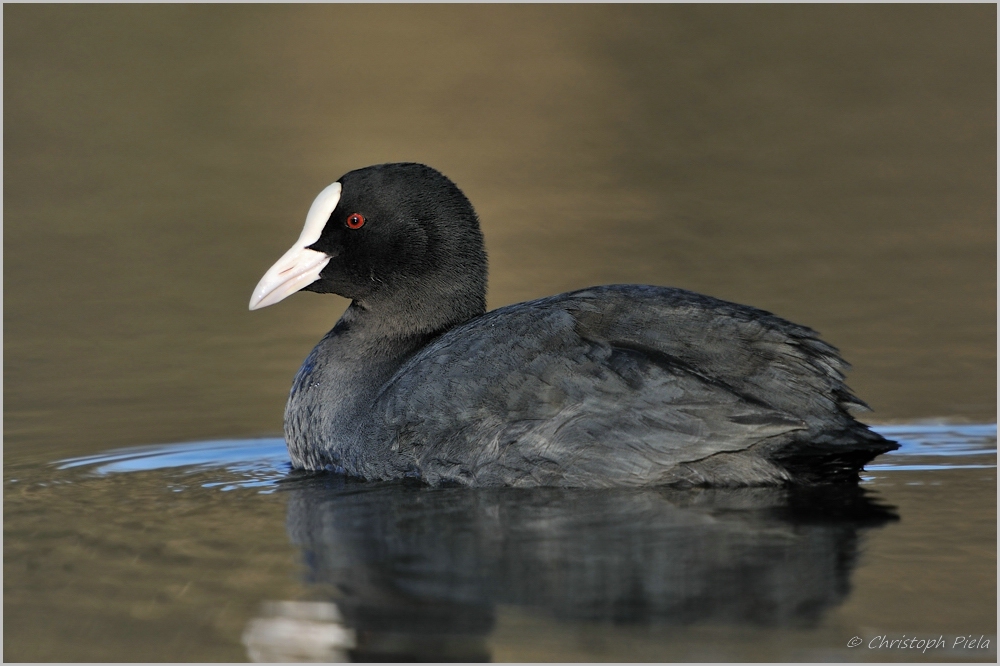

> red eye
[346,213,365,230]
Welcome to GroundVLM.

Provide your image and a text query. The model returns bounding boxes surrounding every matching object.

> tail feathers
[769,427,898,484]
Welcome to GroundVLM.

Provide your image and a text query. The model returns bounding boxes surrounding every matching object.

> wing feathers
[372,285,876,487]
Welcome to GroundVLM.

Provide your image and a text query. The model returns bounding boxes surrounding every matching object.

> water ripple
[52,423,996,490]
[867,423,997,471]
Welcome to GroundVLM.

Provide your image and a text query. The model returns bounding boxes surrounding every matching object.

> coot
[250,163,895,487]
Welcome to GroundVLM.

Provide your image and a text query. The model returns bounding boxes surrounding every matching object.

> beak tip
[249,248,330,313]
[248,287,266,311]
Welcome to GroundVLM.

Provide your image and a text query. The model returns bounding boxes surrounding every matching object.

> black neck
[283,301,459,472]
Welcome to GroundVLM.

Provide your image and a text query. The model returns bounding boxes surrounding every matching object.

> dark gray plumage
[256,162,896,487]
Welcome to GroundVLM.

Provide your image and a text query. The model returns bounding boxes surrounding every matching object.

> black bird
[250,162,896,487]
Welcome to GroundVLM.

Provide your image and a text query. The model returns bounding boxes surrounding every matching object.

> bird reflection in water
[244,477,896,662]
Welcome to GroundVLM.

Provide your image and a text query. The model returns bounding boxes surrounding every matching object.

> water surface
[3,425,995,661]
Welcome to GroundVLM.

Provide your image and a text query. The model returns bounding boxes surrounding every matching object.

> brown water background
[4,5,996,661]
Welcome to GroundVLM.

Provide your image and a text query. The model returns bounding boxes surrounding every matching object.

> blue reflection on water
[55,438,292,490]
[867,423,997,471]
[53,423,996,490]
